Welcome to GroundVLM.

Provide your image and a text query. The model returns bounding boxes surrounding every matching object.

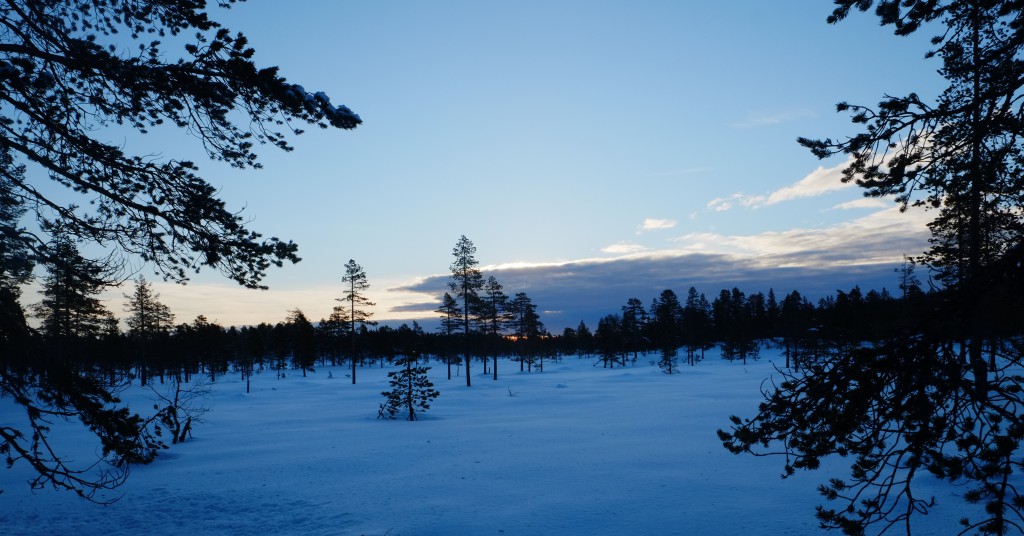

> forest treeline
[5,253,982,386]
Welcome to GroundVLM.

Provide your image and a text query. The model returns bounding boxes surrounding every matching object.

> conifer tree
[649,289,683,374]
[124,277,175,338]
[286,309,316,378]
[476,276,510,380]
[575,321,594,358]
[620,297,648,364]
[509,292,544,371]
[595,313,623,369]
[378,352,440,422]
[682,287,710,365]
[448,236,483,386]
[335,259,376,384]
[436,292,462,380]
[123,276,174,386]
[0,148,34,365]
[32,235,115,342]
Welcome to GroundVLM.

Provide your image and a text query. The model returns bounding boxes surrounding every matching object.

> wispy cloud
[708,159,853,211]
[707,194,742,212]
[731,109,816,129]
[636,218,678,233]
[601,242,649,255]
[832,198,890,210]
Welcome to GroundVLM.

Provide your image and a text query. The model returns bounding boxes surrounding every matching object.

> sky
[75,1,947,331]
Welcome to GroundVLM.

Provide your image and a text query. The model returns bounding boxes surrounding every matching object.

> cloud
[709,159,853,211]
[601,242,649,255]
[672,205,930,266]
[707,196,737,212]
[760,161,852,205]
[832,198,890,210]
[731,109,816,129]
[636,218,677,233]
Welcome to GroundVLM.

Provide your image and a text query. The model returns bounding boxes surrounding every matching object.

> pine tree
[32,236,115,342]
[682,287,711,365]
[620,297,648,364]
[286,309,316,378]
[123,276,174,386]
[595,314,623,369]
[123,277,175,337]
[509,292,545,371]
[378,353,440,421]
[712,288,758,364]
[0,147,33,367]
[448,236,484,387]
[575,321,594,358]
[476,276,510,380]
[436,292,462,380]
[649,289,683,374]
[335,259,376,384]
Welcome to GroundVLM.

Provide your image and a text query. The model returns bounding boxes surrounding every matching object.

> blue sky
[90,1,945,330]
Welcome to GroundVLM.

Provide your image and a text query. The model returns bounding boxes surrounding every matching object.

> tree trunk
[406,358,415,421]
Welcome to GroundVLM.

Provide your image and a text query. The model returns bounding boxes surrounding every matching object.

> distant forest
[6,248,985,386]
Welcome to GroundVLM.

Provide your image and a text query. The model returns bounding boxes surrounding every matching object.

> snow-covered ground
[2,349,977,535]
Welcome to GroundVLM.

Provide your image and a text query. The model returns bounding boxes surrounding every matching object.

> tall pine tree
[335,259,376,384]
[448,236,483,387]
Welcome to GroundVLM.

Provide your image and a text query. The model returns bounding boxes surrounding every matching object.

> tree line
[8,232,959,391]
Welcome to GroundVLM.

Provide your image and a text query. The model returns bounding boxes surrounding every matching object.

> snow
[2,349,977,535]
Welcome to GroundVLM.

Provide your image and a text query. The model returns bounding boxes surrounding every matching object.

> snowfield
[2,349,977,535]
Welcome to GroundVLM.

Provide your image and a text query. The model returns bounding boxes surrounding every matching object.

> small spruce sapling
[378,352,440,421]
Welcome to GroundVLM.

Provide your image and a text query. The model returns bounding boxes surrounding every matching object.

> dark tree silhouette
[721,3,1024,534]
[448,235,483,387]
[335,259,376,384]
[682,287,711,365]
[621,297,649,364]
[476,276,510,380]
[509,291,544,371]
[286,309,316,378]
[595,313,623,369]
[0,147,32,363]
[0,0,360,500]
[123,276,174,386]
[378,352,440,422]
[649,289,683,374]
[436,292,462,380]
[31,235,116,342]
